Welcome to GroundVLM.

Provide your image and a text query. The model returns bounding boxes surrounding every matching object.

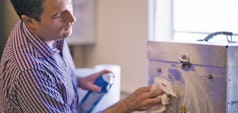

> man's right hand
[104,86,164,113]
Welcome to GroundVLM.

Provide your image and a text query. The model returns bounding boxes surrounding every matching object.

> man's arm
[15,69,74,113]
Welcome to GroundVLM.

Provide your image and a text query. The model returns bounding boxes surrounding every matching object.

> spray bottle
[79,73,114,113]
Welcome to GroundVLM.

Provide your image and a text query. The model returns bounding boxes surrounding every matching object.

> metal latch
[179,106,187,113]
[178,54,191,68]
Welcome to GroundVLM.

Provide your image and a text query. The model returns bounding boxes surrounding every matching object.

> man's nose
[64,10,76,23]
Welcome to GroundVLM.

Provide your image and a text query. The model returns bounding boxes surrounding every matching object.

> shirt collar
[21,21,65,59]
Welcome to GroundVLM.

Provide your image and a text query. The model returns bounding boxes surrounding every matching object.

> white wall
[83,0,149,93]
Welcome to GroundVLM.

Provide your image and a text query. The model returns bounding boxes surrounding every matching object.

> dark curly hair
[10,0,45,21]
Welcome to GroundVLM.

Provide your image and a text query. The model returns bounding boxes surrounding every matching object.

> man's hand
[77,69,111,92]
[104,86,164,113]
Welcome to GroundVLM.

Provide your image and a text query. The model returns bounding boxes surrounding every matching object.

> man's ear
[21,15,37,29]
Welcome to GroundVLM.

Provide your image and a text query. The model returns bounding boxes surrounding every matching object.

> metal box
[147,41,238,113]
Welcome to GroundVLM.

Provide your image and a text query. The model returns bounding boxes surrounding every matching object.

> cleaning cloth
[147,77,177,113]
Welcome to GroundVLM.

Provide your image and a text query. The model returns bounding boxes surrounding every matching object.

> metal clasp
[178,54,191,68]
[179,106,187,113]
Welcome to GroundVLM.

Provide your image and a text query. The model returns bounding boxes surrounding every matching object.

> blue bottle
[79,73,114,113]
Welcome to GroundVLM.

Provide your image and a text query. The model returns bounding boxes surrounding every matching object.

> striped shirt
[0,21,79,113]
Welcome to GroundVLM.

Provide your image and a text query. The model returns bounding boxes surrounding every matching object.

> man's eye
[54,13,62,18]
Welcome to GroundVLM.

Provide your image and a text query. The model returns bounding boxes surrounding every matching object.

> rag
[147,77,177,113]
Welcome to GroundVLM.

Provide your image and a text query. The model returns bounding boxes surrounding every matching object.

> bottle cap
[102,73,114,84]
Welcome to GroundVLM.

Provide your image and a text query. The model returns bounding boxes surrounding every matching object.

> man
[0,0,164,112]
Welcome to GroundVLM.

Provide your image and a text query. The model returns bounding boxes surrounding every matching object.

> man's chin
[63,30,72,38]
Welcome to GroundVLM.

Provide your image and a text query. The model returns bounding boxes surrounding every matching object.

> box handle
[197,31,236,43]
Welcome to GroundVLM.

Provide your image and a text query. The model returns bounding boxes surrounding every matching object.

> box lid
[147,41,238,67]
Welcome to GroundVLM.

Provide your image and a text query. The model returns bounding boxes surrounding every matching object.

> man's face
[33,0,76,41]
